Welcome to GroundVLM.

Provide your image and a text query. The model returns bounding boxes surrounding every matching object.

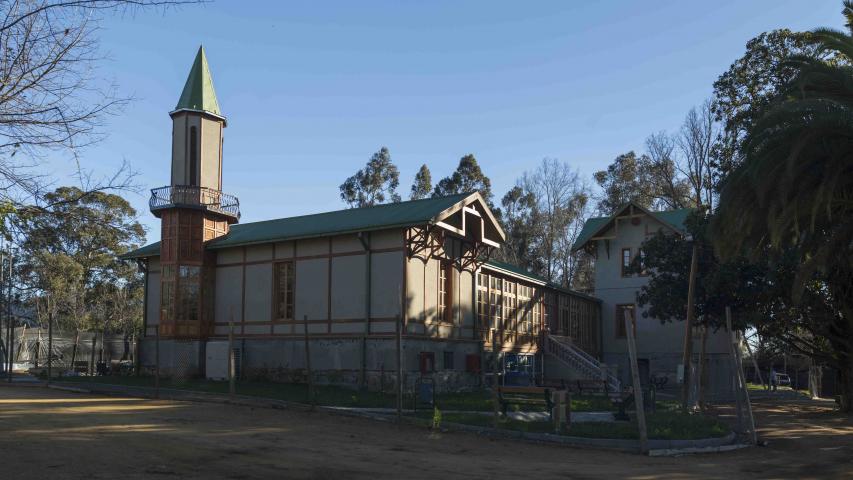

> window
[189,126,198,186]
[621,248,632,277]
[176,265,200,322]
[419,352,435,374]
[443,351,455,370]
[274,262,294,320]
[438,261,453,322]
[638,249,648,276]
[615,304,636,338]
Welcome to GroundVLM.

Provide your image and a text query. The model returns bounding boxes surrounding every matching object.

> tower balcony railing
[149,185,241,221]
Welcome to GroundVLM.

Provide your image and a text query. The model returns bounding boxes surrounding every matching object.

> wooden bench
[496,386,555,418]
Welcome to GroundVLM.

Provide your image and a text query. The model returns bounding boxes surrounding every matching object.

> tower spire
[174,45,224,120]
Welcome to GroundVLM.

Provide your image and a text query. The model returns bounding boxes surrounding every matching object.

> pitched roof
[173,46,223,118]
[122,192,475,258]
[571,203,693,251]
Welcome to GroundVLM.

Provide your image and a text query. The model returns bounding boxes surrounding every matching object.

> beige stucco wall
[404,254,473,340]
[200,116,222,190]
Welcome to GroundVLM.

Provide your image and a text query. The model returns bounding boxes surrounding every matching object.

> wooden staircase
[544,334,621,392]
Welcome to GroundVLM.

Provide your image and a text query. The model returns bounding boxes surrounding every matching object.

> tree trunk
[681,242,699,411]
[70,329,79,371]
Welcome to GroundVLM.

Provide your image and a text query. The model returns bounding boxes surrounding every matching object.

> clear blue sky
[72,0,844,244]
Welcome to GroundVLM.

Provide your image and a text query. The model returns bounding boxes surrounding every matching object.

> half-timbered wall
[209,229,405,338]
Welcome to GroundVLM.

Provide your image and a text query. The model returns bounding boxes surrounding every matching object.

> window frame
[621,247,632,277]
[437,260,453,323]
[273,261,295,321]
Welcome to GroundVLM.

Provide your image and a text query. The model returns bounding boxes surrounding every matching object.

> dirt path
[0,386,850,479]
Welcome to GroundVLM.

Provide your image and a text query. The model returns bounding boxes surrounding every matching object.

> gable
[572,202,692,252]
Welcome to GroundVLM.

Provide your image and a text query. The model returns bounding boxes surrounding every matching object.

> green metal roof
[572,203,693,251]
[120,241,161,260]
[121,193,473,258]
[174,46,222,118]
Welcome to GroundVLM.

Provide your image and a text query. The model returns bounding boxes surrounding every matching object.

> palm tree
[713,2,853,411]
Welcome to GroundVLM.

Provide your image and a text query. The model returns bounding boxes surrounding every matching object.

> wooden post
[89,333,96,376]
[727,307,757,445]
[697,324,708,411]
[551,389,568,433]
[625,310,648,454]
[228,319,236,398]
[155,311,161,399]
[395,312,403,423]
[303,314,314,405]
[725,310,744,432]
[681,241,699,411]
[492,386,500,428]
[47,306,53,385]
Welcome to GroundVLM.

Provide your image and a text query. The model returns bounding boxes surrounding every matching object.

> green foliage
[711,29,831,176]
[629,212,767,330]
[410,164,432,200]
[497,185,539,269]
[339,147,401,208]
[713,2,853,411]
[593,151,692,215]
[15,186,146,334]
[432,154,493,206]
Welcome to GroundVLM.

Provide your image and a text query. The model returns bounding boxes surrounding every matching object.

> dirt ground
[0,385,851,480]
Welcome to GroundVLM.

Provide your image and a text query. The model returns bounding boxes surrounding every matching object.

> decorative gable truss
[574,202,688,259]
[406,192,505,272]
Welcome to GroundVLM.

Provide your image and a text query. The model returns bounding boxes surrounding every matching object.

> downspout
[358,231,371,390]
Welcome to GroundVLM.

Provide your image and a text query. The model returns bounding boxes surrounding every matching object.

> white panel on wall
[370,229,403,249]
[424,258,438,323]
[406,258,425,322]
[297,238,328,257]
[371,251,403,318]
[459,269,473,327]
[245,244,273,263]
[274,241,294,259]
[244,263,272,322]
[332,234,363,254]
[295,258,328,321]
[331,254,366,319]
[215,265,243,323]
[217,248,243,265]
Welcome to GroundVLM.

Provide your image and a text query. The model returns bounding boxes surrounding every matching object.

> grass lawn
[413,409,730,440]
[57,375,615,412]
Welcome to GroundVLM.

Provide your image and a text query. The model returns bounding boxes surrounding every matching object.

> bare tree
[677,99,717,209]
[0,0,199,212]
[645,131,692,210]
[522,158,589,284]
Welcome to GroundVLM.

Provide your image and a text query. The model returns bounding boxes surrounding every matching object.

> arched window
[189,126,198,186]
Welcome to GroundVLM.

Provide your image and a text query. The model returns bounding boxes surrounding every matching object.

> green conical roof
[174,46,223,118]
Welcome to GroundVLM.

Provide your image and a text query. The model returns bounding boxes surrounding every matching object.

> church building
[123,47,605,391]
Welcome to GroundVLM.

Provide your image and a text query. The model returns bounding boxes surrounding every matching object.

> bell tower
[150,46,240,339]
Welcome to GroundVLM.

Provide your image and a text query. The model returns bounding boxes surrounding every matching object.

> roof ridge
[230,192,472,229]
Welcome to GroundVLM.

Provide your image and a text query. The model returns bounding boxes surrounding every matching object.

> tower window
[189,126,198,186]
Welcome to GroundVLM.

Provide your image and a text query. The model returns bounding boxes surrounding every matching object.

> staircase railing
[545,334,621,392]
